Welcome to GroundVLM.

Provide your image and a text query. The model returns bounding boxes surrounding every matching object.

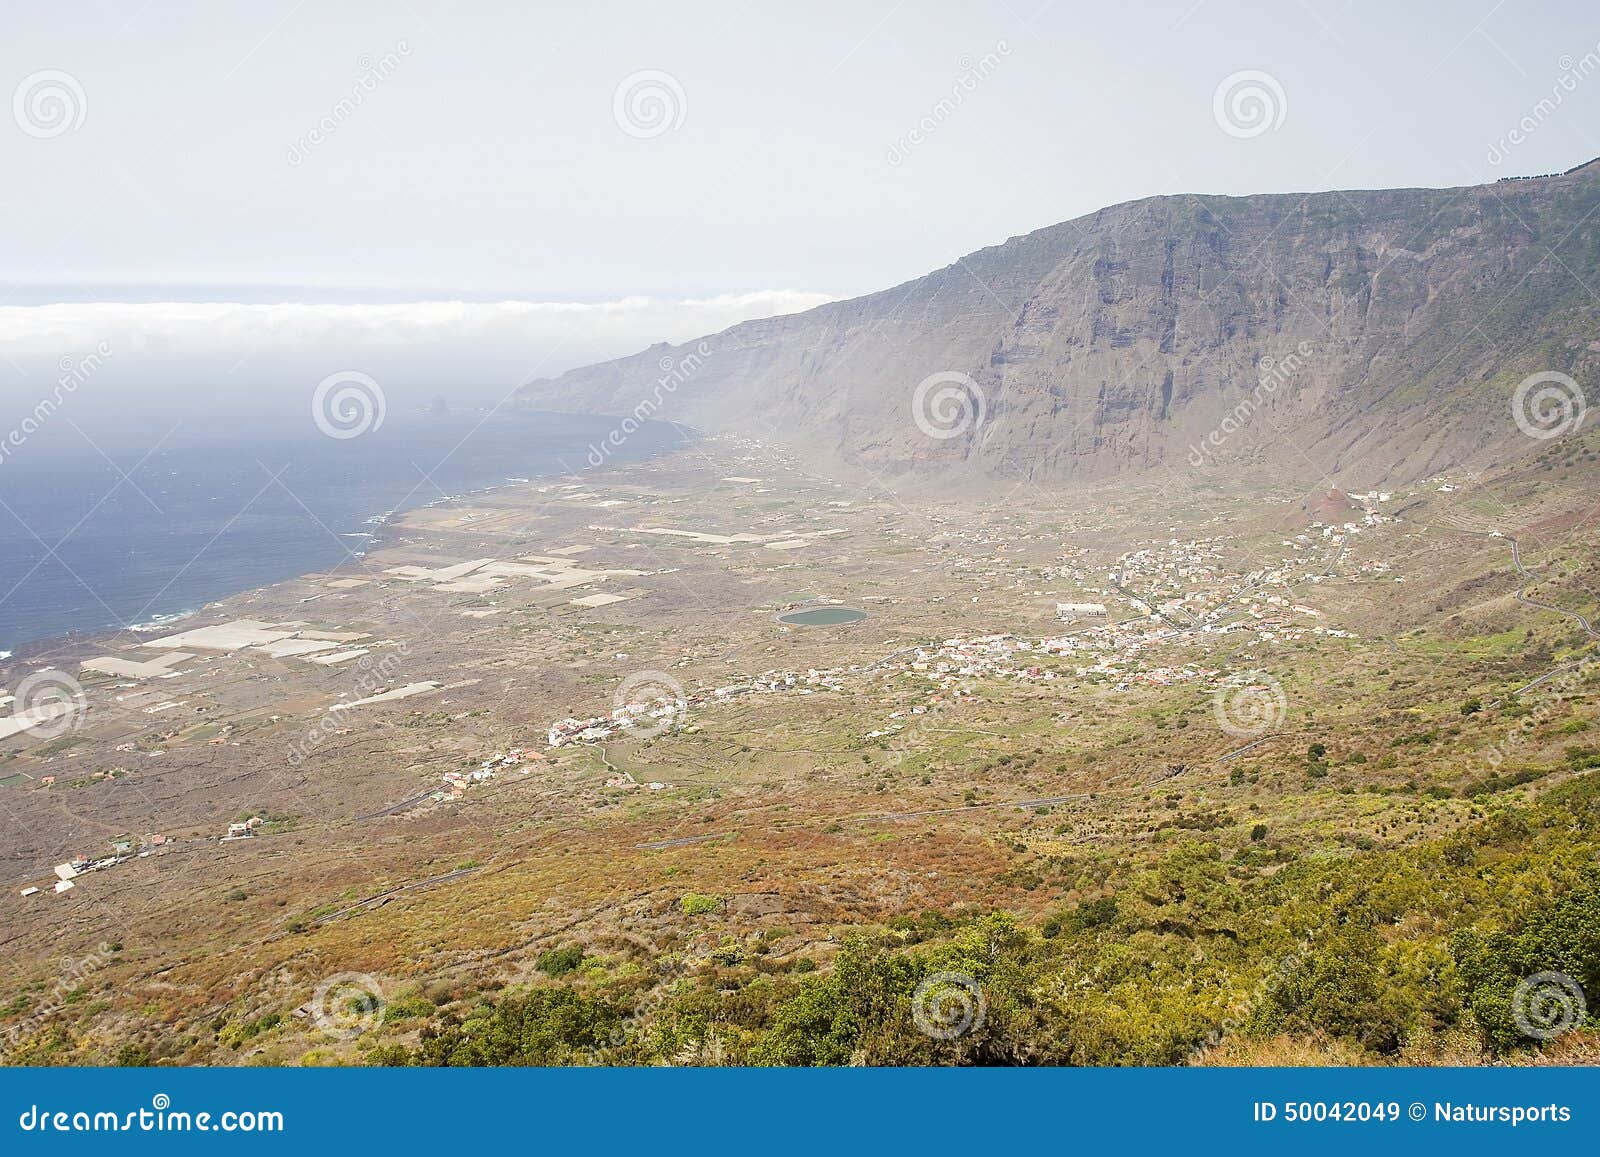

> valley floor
[2,434,1598,1066]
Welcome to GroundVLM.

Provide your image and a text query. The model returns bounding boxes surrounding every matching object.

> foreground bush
[367,775,1600,1066]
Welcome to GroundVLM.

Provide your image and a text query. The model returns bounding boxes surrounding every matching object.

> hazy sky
[6,0,1600,300]
[3,0,1600,410]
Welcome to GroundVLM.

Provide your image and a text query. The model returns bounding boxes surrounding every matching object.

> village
[488,483,1400,762]
[547,668,848,748]
[3,441,1406,921]
[536,506,1380,755]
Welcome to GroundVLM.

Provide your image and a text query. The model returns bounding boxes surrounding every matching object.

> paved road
[862,794,1086,821]
[1324,534,1350,576]
[634,832,730,850]
[310,867,479,924]
[1215,736,1273,763]
[1508,536,1600,641]
[1415,523,1599,644]
[1414,524,1599,702]
[1508,660,1590,697]
[353,789,436,822]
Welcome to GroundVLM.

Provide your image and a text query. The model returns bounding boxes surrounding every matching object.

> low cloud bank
[0,290,833,421]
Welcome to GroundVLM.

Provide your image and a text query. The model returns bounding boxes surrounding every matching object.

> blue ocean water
[0,409,679,652]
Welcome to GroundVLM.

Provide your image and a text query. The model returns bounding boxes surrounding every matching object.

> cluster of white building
[20,833,173,898]
[437,753,517,800]
[222,815,264,841]
[547,669,846,749]
[537,509,1386,755]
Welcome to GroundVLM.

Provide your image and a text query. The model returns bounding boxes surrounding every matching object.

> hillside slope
[520,160,1600,487]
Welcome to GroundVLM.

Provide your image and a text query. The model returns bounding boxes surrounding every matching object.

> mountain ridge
[519,160,1600,488]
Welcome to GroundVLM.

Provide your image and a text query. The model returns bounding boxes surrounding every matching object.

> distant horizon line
[6,153,1596,310]
[0,282,841,308]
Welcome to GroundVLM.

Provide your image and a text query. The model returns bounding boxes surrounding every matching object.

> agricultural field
[3,429,1599,1066]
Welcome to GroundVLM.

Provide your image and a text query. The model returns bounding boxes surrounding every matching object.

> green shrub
[372,987,625,1066]
[536,946,586,977]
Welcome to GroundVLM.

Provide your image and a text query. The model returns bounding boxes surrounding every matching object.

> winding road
[1412,524,1599,702]
[1507,535,1600,641]
[1414,523,1598,645]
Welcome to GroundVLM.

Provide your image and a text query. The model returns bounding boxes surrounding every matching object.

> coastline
[0,413,692,671]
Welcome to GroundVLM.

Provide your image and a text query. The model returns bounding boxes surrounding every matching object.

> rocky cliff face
[520,160,1600,488]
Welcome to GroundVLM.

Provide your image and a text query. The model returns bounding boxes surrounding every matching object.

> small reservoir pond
[776,606,869,626]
